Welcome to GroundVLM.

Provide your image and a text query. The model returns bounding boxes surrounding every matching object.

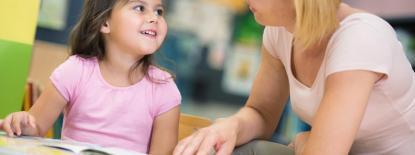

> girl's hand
[173,117,239,155]
[0,112,37,137]
[289,131,310,155]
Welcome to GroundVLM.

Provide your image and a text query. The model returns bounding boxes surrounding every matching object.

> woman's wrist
[214,116,241,133]
[214,116,241,139]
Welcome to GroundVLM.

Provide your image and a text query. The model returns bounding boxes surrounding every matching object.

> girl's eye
[133,5,145,12]
[155,9,164,16]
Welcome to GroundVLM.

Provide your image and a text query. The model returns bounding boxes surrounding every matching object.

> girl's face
[247,0,296,29]
[101,0,167,56]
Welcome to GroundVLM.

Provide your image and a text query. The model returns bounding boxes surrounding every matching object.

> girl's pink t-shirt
[50,55,181,153]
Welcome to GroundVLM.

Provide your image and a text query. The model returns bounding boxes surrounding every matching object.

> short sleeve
[262,26,293,60]
[325,21,395,79]
[263,27,280,58]
[151,70,181,116]
[49,56,85,102]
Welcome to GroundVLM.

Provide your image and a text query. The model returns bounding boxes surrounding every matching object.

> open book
[0,131,146,155]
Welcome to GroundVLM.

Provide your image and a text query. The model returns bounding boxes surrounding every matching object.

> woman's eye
[155,9,164,16]
[133,5,145,12]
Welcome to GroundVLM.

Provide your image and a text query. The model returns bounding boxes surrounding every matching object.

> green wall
[0,39,32,118]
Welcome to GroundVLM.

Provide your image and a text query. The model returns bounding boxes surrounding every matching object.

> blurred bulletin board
[35,0,83,44]
[37,0,68,30]
[222,11,263,96]
[344,0,415,19]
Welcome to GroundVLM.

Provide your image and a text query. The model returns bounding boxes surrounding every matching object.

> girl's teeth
[141,31,156,36]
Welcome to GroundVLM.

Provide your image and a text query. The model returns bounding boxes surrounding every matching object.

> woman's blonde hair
[294,0,341,48]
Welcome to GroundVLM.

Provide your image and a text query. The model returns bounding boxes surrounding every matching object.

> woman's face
[247,0,296,29]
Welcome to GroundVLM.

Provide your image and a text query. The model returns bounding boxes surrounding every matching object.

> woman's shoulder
[324,13,401,77]
[263,26,293,59]
[336,12,396,38]
[263,26,292,39]
[329,12,400,52]
[338,3,394,33]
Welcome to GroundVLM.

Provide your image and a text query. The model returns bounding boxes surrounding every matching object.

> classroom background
[1,0,415,145]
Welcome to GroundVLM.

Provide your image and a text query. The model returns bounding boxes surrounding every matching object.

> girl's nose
[146,13,158,24]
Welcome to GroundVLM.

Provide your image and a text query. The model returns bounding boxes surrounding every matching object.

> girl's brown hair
[69,0,168,83]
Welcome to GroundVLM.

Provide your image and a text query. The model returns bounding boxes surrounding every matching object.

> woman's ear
[100,21,110,33]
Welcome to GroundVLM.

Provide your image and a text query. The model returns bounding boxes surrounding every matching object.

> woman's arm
[149,106,180,155]
[173,47,290,155]
[299,70,382,155]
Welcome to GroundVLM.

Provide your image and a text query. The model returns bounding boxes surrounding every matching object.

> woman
[174,0,415,155]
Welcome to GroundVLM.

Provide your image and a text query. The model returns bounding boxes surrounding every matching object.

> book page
[0,132,75,154]
[97,147,147,155]
[0,131,147,155]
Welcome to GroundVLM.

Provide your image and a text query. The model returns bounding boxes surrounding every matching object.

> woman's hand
[289,131,310,155]
[173,117,240,155]
[0,111,38,137]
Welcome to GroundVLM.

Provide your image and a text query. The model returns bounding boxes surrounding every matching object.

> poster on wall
[222,44,260,96]
[37,0,68,30]
[168,0,235,70]
[222,11,263,96]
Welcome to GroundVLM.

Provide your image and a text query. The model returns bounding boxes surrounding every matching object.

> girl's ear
[100,21,110,33]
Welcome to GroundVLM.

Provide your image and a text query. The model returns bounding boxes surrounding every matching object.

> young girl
[0,0,181,154]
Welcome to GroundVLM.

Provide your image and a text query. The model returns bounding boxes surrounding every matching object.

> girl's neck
[103,52,142,73]
[99,45,146,86]
[103,40,145,73]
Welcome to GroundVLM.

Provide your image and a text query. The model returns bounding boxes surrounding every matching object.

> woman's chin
[253,16,266,26]
[255,18,281,27]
